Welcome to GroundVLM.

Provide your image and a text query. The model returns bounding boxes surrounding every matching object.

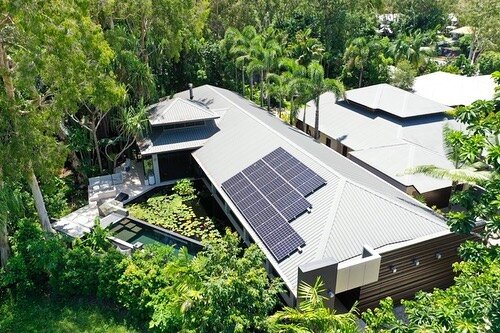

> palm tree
[343,37,370,88]
[247,29,282,109]
[224,26,257,97]
[389,32,425,68]
[278,58,307,125]
[306,61,345,140]
[267,278,359,333]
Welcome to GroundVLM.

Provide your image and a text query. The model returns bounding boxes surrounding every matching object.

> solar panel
[221,147,327,262]
[264,148,327,196]
[222,172,305,262]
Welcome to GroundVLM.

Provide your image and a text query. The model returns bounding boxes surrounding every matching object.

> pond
[124,179,234,240]
[109,216,203,256]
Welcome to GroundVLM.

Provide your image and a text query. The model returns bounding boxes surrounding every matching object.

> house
[138,84,469,311]
[413,71,496,107]
[297,83,459,207]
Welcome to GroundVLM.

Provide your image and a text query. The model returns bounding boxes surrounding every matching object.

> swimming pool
[108,216,203,256]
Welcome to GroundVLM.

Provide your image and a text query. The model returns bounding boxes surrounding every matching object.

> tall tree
[455,0,500,63]
[247,28,283,109]
[223,26,258,97]
[343,37,370,88]
[0,0,123,231]
[104,102,149,169]
[305,61,345,140]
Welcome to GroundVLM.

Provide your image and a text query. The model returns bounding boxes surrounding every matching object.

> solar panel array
[263,147,326,196]
[221,147,327,262]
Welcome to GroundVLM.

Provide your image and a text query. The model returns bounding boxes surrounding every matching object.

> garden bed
[126,179,232,241]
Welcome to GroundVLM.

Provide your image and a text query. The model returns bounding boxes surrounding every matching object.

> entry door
[158,151,193,182]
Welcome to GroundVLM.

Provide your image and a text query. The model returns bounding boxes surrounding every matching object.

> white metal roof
[298,91,461,193]
[413,72,496,106]
[349,144,454,193]
[148,97,220,126]
[181,85,449,296]
[345,83,451,118]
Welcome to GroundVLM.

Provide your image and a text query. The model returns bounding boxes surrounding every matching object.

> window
[326,137,332,147]
[162,120,205,130]
[342,145,349,156]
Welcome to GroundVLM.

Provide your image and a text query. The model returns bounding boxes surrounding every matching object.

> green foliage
[478,51,500,74]
[172,179,197,199]
[119,232,283,332]
[0,219,66,293]
[393,0,450,32]
[128,181,220,241]
[391,60,416,90]
[40,177,72,218]
[0,295,142,333]
[268,277,359,332]
[444,54,477,76]
[342,36,391,88]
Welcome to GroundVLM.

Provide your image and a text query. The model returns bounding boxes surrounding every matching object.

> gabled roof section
[298,91,461,193]
[346,83,451,118]
[148,97,219,126]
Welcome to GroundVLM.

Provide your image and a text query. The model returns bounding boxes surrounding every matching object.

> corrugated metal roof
[148,98,219,126]
[183,85,449,296]
[346,83,451,118]
[138,120,220,155]
[298,91,461,193]
[413,72,495,106]
[349,144,453,193]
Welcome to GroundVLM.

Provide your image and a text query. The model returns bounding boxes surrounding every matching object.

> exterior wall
[348,153,409,192]
[295,120,347,155]
[356,232,471,311]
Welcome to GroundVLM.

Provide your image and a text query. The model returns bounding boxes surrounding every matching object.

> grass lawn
[0,294,143,333]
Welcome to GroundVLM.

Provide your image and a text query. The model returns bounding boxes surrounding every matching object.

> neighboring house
[298,83,458,207]
[413,71,496,107]
[139,84,469,312]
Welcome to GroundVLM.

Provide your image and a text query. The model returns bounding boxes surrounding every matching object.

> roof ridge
[343,178,447,228]
[315,178,347,261]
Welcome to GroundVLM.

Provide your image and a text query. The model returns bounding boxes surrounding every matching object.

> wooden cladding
[357,232,471,312]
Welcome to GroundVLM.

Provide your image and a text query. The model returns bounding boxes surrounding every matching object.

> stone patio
[54,160,166,237]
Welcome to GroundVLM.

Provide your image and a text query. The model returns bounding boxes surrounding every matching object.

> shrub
[391,60,416,90]
[1,219,66,293]
[478,51,500,74]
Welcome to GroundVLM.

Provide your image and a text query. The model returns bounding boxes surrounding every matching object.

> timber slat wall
[358,232,471,311]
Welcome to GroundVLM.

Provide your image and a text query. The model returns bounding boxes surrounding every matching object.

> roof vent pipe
[188,83,194,100]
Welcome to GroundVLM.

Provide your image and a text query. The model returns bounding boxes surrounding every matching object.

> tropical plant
[268,277,359,333]
[223,26,258,96]
[246,28,284,109]
[343,37,370,88]
[305,61,345,140]
[104,101,149,170]
[391,59,416,90]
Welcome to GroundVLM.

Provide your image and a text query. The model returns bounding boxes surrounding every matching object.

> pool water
[109,218,203,256]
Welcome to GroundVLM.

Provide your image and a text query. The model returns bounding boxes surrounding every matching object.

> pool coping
[108,214,204,248]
